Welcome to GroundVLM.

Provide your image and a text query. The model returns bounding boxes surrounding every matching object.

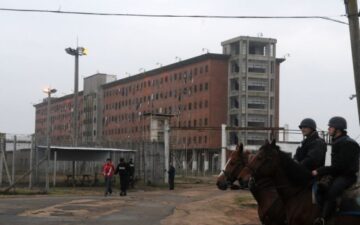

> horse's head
[216,143,250,190]
[238,139,280,182]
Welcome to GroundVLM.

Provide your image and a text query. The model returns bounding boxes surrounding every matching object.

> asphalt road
[0,185,258,225]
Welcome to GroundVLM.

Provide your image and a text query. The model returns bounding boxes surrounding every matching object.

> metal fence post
[12,135,16,187]
[29,134,34,189]
[0,134,4,187]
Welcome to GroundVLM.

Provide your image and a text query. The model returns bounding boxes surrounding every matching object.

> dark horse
[216,143,286,225]
[239,139,360,225]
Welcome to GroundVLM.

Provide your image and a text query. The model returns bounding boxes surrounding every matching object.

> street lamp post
[43,87,57,193]
[65,47,87,147]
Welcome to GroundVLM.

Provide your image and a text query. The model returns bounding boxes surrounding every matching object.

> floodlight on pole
[350,94,357,100]
[43,87,57,193]
[65,46,87,147]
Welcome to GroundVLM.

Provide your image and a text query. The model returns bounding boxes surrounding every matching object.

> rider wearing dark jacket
[294,118,327,171]
[313,116,360,225]
[317,135,359,177]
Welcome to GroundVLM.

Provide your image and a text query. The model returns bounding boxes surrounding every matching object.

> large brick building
[34,36,284,173]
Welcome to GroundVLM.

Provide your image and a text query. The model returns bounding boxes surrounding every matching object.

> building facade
[34,36,283,174]
[222,36,284,145]
[100,54,229,150]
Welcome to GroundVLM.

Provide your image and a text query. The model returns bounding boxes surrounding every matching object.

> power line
[0,8,348,25]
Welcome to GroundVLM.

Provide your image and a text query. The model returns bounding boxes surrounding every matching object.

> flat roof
[37,145,136,152]
[36,146,136,161]
[102,53,230,89]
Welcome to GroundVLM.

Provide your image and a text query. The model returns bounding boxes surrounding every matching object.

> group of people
[102,158,135,197]
[294,116,359,225]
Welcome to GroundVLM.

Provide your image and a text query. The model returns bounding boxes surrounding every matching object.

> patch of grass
[234,195,257,208]
[0,188,47,196]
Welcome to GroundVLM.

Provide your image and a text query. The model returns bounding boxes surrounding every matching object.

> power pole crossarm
[345,0,360,125]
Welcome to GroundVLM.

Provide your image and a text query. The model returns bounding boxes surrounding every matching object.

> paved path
[0,185,259,225]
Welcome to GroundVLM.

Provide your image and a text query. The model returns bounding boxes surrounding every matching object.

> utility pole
[345,0,360,124]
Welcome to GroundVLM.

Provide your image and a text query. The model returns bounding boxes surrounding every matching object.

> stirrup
[313,217,325,225]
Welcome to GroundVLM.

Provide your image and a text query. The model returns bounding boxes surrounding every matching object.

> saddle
[312,182,360,216]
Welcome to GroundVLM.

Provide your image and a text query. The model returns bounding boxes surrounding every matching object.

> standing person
[312,116,360,225]
[294,118,327,171]
[168,164,176,190]
[115,158,129,196]
[128,158,135,189]
[102,158,115,197]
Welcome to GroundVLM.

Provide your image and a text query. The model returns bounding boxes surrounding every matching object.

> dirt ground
[0,177,260,225]
[162,184,260,225]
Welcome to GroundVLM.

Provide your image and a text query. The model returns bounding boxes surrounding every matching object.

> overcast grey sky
[0,0,359,140]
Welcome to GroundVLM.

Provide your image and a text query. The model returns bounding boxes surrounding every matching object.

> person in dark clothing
[115,158,130,196]
[312,116,360,225]
[294,118,327,171]
[102,158,115,197]
[168,164,176,190]
[128,158,135,189]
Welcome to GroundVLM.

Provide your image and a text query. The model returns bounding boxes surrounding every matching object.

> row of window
[172,135,208,145]
[230,78,275,92]
[230,60,275,74]
[104,65,209,97]
[226,41,275,57]
[104,82,209,111]
[173,118,209,127]
[230,97,274,110]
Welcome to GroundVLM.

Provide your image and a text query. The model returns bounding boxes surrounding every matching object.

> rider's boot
[313,201,336,225]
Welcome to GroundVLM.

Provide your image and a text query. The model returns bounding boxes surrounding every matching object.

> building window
[230,97,239,109]
[248,98,267,109]
[231,61,240,73]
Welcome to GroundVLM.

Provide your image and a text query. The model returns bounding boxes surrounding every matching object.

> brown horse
[239,139,360,225]
[216,143,286,225]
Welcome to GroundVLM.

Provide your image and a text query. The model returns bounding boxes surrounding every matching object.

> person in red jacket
[102,158,115,196]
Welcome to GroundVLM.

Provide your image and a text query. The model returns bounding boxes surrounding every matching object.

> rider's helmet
[328,116,347,130]
[298,118,316,130]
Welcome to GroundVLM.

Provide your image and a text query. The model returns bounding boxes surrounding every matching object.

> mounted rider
[312,116,360,225]
[294,118,327,171]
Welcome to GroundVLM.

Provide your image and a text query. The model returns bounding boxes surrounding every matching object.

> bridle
[241,151,274,187]
[221,155,247,183]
